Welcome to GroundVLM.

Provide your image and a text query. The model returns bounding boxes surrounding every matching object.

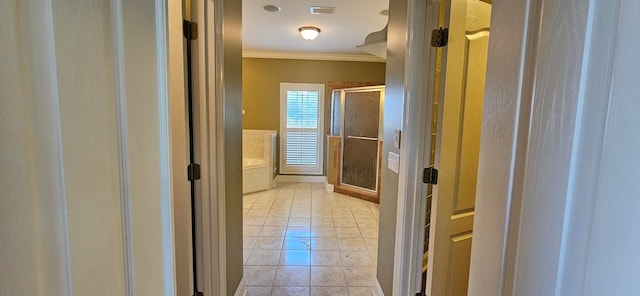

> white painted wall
[470,0,640,295]
[1,0,176,295]
[574,0,640,294]
[1,1,74,294]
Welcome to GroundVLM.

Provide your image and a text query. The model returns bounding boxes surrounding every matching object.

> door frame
[393,0,530,295]
[390,0,440,294]
[178,0,634,295]
[190,0,245,295]
[188,0,226,294]
[391,0,615,294]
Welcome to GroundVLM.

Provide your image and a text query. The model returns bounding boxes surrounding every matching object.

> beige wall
[242,58,386,174]
[243,58,386,130]
[222,0,244,294]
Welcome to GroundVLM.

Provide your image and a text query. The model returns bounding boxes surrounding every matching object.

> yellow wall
[242,58,386,130]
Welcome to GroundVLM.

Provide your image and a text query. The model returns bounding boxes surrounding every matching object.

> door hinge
[431,27,449,47]
[193,292,204,296]
[183,20,198,40]
[423,167,439,185]
[188,163,201,181]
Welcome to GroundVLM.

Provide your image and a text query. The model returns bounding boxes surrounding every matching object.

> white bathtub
[243,158,271,194]
[242,130,277,194]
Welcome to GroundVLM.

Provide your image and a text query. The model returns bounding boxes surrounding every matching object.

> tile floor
[243,182,380,296]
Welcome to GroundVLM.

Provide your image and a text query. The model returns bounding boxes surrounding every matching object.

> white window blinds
[280,83,324,175]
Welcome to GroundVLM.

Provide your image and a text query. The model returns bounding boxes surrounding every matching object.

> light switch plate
[388,152,400,174]
[393,130,401,149]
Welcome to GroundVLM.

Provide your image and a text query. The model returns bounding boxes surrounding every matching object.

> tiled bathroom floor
[243,182,379,296]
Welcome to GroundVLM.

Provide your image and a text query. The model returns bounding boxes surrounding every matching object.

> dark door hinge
[431,27,449,47]
[188,163,201,181]
[183,20,198,40]
[423,167,439,185]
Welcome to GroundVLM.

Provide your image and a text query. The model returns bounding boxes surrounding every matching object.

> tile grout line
[243,183,380,295]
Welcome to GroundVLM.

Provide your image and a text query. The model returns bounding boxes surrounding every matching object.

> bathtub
[242,130,277,194]
[243,158,271,194]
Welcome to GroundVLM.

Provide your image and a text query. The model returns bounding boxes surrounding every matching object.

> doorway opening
[416,0,493,295]
[240,1,388,295]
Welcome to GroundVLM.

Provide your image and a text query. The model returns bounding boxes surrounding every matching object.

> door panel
[448,233,473,296]
[427,0,491,295]
[453,30,490,215]
[340,88,383,192]
[342,138,379,190]
[344,91,381,138]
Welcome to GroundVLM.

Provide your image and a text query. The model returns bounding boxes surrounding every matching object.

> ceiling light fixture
[298,26,321,40]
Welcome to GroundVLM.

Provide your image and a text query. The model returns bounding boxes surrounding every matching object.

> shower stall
[329,85,384,202]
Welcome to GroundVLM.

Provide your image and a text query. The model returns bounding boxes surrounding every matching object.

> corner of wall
[233,278,247,296]
[373,279,385,296]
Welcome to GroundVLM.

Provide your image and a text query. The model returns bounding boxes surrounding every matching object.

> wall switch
[388,152,400,174]
[393,130,401,149]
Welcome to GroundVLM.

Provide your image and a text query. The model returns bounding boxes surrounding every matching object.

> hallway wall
[470,0,640,295]
[375,0,408,292]
[220,0,244,293]
[0,1,175,294]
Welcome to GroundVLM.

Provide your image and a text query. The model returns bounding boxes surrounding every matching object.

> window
[280,83,324,175]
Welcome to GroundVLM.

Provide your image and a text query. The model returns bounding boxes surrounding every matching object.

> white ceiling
[242,0,389,58]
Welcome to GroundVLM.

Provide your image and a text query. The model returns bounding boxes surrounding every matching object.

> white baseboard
[325,183,334,192]
[276,175,327,183]
[233,278,246,296]
[372,279,384,296]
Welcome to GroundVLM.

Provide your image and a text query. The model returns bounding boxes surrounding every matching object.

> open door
[425,0,492,295]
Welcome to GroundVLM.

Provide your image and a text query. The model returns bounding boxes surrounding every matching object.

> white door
[427,0,492,295]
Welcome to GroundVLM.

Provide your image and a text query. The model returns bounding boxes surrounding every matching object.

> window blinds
[284,90,319,166]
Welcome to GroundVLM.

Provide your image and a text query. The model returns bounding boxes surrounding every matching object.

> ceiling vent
[310,6,335,15]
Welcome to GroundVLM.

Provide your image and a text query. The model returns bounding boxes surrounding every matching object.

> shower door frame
[337,85,385,194]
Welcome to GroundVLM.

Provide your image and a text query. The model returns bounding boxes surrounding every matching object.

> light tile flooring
[243,182,380,296]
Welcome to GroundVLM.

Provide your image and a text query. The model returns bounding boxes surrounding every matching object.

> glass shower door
[340,87,384,192]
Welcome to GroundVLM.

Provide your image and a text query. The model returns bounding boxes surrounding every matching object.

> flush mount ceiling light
[298,26,321,40]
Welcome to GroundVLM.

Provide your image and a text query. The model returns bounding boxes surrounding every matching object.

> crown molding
[242,51,386,63]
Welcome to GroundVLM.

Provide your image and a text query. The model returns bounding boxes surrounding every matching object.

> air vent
[310,6,335,14]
